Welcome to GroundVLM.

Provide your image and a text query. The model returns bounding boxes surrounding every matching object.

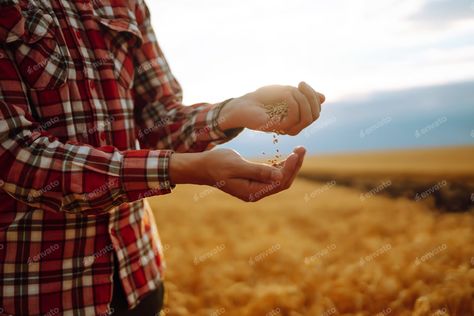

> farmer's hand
[219,82,325,136]
[169,147,306,202]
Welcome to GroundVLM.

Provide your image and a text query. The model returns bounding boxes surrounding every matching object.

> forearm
[168,151,210,185]
[216,96,251,131]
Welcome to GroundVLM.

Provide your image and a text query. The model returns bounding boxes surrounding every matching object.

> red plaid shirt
[0,0,240,315]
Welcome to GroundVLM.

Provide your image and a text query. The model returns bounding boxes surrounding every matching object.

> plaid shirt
[0,0,241,315]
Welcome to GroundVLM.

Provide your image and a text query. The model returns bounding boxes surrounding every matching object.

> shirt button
[100,131,106,141]
[89,80,95,90]
[76,29,82,40]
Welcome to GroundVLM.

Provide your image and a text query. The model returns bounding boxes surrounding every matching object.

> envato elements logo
[138,116,171,140]
[83,243,115,267]
[32,116,60,134]
[375,307,392,316]
[26,52,63,74]
[304,243,337,265]
[321,307,337,316]
[248,181,281,202]
[248,243,281,266]
[415,244,447,265]
[359,243,392,266]
[266,308,281,316]
[193,180,226,202]
[415,116,447,138]
[27,180,60,202]
[83,115,115,137]
[432,308,448,316]
[194,244,226,265]
[44,307,59,316]
[85,178,119,200]
[97,307,115,316]
[27,243,60,264]
[360,117,392,138]
[414,180,447,201]
[209,307,226,316]
[360,180,392,201]
[304,180,337,202]
[304,116,337,138]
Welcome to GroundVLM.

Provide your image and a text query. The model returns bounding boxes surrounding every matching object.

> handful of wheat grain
[261,101,288,125]
[260,101,288,166]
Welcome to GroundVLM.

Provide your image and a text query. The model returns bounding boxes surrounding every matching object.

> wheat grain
[260,101,289,167]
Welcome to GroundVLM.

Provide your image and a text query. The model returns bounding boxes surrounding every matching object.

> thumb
[239,161,283,183]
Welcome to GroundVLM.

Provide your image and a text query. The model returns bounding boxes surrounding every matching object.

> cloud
[410,0,474,24]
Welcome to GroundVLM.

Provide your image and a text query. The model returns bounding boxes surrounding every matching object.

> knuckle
[285,89,294,100]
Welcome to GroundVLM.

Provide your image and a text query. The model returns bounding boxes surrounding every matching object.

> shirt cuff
[121,149,174,201]
[193,99,244,144]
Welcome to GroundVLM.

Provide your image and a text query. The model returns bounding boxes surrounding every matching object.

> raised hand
[219,82,325,136]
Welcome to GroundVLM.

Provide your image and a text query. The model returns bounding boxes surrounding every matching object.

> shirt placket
[58,0,109,146]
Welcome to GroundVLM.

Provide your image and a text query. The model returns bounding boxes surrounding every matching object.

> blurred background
[145,1,474,315]
[147,0,474,155]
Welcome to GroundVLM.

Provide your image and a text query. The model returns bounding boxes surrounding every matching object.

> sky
[147,0,474,103]
[146,0,474,156]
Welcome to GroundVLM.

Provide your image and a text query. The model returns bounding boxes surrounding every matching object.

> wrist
[217,96,249,131]
[168,152,210,185]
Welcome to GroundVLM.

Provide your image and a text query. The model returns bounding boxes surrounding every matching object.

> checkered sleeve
[0,47,173,215]
[132,0,243,153]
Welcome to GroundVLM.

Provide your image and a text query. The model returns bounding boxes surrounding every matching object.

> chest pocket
[94,5,143,90]
[4,5,68,91]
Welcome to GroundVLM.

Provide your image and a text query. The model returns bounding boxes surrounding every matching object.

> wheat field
[149,147,474,316]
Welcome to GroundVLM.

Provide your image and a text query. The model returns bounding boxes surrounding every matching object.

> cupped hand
[210,147,305,202]
[169,147,306,202]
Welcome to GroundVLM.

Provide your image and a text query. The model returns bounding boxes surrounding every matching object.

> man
[0,0,325,315]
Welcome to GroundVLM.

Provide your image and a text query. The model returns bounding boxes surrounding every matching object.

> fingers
[298,81,321,120]
[226,147,306,202]
[287,88,313,136]
[305,82,325,104]
[281,146,306,189]
[284,82,325,136]
[253,147,305,200]
[238,160,283,184]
